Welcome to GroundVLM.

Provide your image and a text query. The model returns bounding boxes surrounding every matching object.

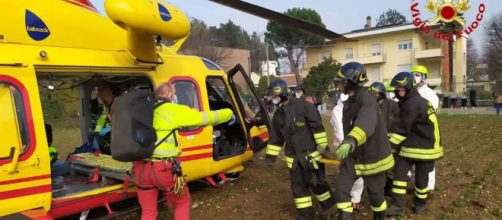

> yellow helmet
[411,65,428,76]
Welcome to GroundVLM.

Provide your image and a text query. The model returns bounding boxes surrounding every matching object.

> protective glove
[336,142,353,161]
[265,155,276,168]
[228,114,237,126]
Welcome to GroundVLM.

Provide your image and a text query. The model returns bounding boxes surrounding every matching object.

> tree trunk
[286,47,302,86]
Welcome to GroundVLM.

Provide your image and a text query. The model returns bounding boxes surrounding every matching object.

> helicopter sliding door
[227,64,271,152]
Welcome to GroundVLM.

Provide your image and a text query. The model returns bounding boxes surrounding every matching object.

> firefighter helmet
[369,82,386,96]
[268,79,291,98]
[390,72,416,90]
[336,62,369,86]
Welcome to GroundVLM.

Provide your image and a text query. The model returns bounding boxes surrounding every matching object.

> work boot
[386,205,404,216]
[413,202,426,214]
[337,211,353,220]
[372,211,386,220]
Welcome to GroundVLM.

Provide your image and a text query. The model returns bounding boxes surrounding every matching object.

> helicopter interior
[36,72,153,198]
[205,76,246,161]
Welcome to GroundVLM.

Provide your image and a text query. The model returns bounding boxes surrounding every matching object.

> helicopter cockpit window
[172,80,201,132]
[172,80,200,110]
[231,76,258,123]
[0,82,30,159]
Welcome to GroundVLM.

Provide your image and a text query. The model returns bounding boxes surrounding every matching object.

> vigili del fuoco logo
[411,0,486,40]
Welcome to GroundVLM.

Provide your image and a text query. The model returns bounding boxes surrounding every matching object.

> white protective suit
[330,94,364,203]
[417,83,440,191]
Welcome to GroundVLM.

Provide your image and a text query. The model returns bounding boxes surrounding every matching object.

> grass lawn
[52,114,502,219]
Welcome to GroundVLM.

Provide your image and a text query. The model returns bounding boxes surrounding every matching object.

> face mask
[272,97,281,105]
[172,95,178,104]
[414,75,423,85]
[295,92,303,98]
[388,92,395,100]
[340,93,349,102]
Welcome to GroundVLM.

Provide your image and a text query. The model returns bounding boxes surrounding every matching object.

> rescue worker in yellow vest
[134,82,234,220]
[334,62,394,220]
[265,79,336,220]
[386,72,443,216]
[93,84,118,135]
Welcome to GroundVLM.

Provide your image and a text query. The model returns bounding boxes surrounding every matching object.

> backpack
[110,89,175,162]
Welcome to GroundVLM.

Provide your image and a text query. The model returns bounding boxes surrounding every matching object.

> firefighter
[368,82,400,195]
[412,65,440,193]
[265,79,336,220]
[134,82,235,220]
[333,62,394,220]
[294,84,306,99]
[368,82,400,132]
[386,72,443,215]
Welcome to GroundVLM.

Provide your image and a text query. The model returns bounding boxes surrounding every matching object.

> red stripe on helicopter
[257,132,269,140]
[182,144,213,152]
[0,184,51,200]
[0,174,51,185]
[179,152,213,162]
[63,0,98,12]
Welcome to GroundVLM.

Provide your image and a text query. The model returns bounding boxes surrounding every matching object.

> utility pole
[266,42,270,87]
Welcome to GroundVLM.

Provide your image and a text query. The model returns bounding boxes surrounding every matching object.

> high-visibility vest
[152,102,233,158]
[49,145,58,165]
[94,109,111,133]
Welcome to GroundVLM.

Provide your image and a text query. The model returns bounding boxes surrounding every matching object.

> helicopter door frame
[0,70,52,216]
[227,64,271,152]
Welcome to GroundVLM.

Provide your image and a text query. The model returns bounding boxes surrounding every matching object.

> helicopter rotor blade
[208,0,345,40]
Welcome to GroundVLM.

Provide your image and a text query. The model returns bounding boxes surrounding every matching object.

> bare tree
[485,14,502,91]
[180,18,231,64]
[466,38,480,79]
[266,8,326,85]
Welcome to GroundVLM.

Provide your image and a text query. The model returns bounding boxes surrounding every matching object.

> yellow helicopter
[0,0,343,218]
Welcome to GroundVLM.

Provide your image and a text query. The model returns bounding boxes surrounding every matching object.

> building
[219,48,251,74]
[261,61,279,77]
[304,21,467,93]
[278,74,300,88]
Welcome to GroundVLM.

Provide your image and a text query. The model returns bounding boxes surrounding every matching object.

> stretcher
[70,153,134,182]
[319,158,340,166]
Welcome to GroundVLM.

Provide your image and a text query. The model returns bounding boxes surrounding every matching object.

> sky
[90,0,502,53]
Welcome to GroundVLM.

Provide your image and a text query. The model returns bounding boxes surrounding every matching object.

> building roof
[278,74,300,87]
[344,23,416,38]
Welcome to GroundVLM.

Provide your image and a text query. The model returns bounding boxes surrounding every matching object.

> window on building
[397,64,412,72]
[345,48,353,59]
[397,40,412,51]
[319,51,332,62]
[371,67,381,81]
[372,44,381,56]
